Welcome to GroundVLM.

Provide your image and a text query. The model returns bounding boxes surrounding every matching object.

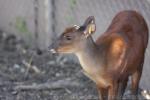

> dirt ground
[0,32,148,100]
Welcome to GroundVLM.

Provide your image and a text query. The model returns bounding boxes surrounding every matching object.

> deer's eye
[64,35,72,40]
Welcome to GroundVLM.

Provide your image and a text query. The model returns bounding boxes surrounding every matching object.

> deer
[48,10,149,100]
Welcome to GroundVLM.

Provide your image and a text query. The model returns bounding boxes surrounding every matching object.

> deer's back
[95,10,148,77]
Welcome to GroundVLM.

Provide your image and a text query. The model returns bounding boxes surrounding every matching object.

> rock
[13,64,20,69]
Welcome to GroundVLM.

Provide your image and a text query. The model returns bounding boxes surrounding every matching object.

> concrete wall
[0,0,35,43]
[0,0,52,49]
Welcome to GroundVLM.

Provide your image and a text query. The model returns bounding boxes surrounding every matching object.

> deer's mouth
[48,44,74,54]
[48,48,68,54]
[49,49,57,54]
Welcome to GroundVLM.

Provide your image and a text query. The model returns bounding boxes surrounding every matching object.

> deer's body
[49,10,148,100]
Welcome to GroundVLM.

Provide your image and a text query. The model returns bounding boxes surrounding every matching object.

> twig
[14,78,82,90]
[23,52,34,78]
[23,58,41,77]
[64,88,72,94]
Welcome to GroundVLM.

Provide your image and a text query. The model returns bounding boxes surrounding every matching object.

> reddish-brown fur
[94,10,148,99]
[49,10,149,100]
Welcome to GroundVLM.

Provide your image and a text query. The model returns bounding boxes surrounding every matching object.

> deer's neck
[75,36,104,75]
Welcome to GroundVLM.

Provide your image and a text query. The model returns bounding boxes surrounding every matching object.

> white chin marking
[50,49,57,53]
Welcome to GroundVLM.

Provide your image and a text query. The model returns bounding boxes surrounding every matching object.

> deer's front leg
[108,83,119,100]
[97,86,108,100]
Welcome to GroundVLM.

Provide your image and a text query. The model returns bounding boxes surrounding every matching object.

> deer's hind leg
[131,69,142,99]
[131,55,144,99]
[118,77,128,99]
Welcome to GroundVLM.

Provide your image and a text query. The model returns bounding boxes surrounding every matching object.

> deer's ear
[83,16,96,38]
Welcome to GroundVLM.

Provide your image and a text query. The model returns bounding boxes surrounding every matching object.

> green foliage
[66,0,77,24]
[15,17,32,45]
[69,0,76,10]
[15,17,28,33]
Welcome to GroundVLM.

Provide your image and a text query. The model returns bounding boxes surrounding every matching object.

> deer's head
[48,16,96,53]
